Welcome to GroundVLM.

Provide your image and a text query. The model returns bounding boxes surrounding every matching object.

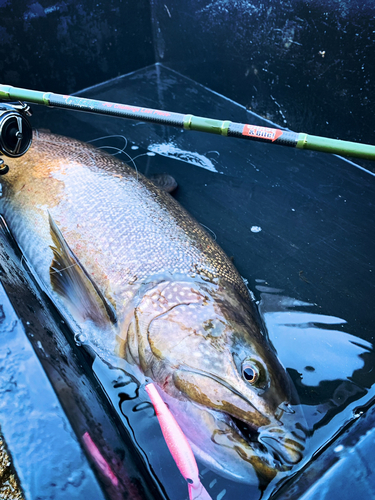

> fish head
[124,278,307,483]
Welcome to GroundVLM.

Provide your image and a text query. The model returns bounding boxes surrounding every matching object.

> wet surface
[150,0,375,173]
[0,274,106,500]
[3,64,375,499]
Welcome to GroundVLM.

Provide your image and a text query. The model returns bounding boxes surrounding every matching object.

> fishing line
[200,223,217,241]
[100,144,141,182]
[87,134,128,146]
[125,152,139,181]
[50,262,78,275]
[131,152,154,162]
[88,134,141,179]
[95,143,140,179]
[96,145,127,156]
[88,134,129,157]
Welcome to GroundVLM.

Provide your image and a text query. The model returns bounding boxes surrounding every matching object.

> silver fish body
[0,132,306,485]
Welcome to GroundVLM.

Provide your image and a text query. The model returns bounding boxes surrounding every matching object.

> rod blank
[1,84,374,161]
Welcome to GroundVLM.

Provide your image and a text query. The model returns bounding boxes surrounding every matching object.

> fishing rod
[1,83,375,161]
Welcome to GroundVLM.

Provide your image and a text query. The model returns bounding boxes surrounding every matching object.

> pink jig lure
[145,383,213,500]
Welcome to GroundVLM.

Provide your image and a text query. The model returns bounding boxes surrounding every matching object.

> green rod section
[1,84,375,161]
[296,133,375,161]
[183,114,231,136]
[0,84,51,105]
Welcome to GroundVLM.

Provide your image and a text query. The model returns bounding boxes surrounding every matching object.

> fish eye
[242,363,259,384]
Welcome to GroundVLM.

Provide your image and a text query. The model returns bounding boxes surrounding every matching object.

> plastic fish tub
[0,65,375,500]
[1,2,375,500]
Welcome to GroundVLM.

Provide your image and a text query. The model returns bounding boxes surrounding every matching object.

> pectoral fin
[48,212,116,327]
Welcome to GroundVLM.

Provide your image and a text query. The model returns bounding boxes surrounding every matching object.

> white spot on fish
[334,444,344,453]
[251,226,262,233]
[146,151,156,156]
[131,145,139,150]
[147,142,219,173]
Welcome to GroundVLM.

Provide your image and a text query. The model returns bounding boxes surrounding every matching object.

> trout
[0,132,306,485]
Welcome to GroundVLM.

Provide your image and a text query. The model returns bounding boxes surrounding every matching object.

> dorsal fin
[149,173,178,193]
[48,212,117,326]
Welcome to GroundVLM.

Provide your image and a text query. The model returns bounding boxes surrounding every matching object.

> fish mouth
[171,367,306,472]
[258,427,305,466]
[228,415,305,470]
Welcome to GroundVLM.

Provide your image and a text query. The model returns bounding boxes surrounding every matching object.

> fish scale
[0,131,307,486]
[2,132,246,306]
[57,144,238,296]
